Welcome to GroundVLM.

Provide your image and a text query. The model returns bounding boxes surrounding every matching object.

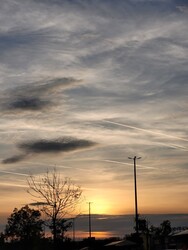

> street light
[128,156,141,235]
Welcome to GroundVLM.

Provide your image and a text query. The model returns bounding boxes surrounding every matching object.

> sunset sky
[0,0,188,229]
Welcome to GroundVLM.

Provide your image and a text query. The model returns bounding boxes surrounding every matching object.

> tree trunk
[53,218,57,250]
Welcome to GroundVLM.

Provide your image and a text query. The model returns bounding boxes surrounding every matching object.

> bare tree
[27,169,82,245]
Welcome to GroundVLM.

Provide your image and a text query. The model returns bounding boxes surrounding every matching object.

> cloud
[9,97,48,111]
[0,170,29,176]
[0,0,188,215]
[176,5,188,13]
[104,120,188,143]
[75,214,188,237]
[28,202,48,206]
[0,77,81,112]
[2,154,27,164]
[19,137,96,153]
[2,137,97,164]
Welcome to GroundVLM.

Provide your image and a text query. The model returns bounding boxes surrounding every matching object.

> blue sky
[0,0,188,228]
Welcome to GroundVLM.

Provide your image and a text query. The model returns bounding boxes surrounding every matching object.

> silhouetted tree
[27,169,82,247]
[138,218,148,232]
[160,220,171,236]
[0,232,5,247]
[160,220,172,248]
[50,218,72,240]
[5,205,44,243]
[150,220,172,249]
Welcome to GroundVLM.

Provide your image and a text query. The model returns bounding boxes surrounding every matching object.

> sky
[0,0,188,236]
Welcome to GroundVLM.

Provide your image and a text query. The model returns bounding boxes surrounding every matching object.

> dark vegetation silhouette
[3,205,44,250]
[5,205,43,242]
[149,220,172,249]
[0,211,187,250]
[27,169,82,249]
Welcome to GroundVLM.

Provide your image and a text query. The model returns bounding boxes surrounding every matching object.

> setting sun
[91,199,111,214]
[85,197,112,214]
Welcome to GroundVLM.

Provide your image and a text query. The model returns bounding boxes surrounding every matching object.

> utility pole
[128,156,141,235]
[88,202,92,238]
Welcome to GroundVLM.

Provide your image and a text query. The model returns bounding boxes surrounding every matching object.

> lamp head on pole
[128,156,141,160]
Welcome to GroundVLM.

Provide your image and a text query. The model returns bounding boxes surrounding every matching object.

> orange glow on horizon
[74,230,118,239]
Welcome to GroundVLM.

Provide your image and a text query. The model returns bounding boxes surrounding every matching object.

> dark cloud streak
[2,137,97,164]
[9,97,49,110]
[2,154,27,164]
[19,137,96,153]
[28,202,49,206]
[0,77,82,112]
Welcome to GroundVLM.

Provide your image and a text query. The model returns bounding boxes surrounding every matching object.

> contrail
[24,161,73,169]
[0,182,27,188]
[157,142,188,151]
[104,159,133,166]
[104,120,188,142]
[0,170,29,176]
[103,159,156,169]
[25,161,91,172]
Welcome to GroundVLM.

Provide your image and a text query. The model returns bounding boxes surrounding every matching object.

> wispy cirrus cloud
[0,0,188,216]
